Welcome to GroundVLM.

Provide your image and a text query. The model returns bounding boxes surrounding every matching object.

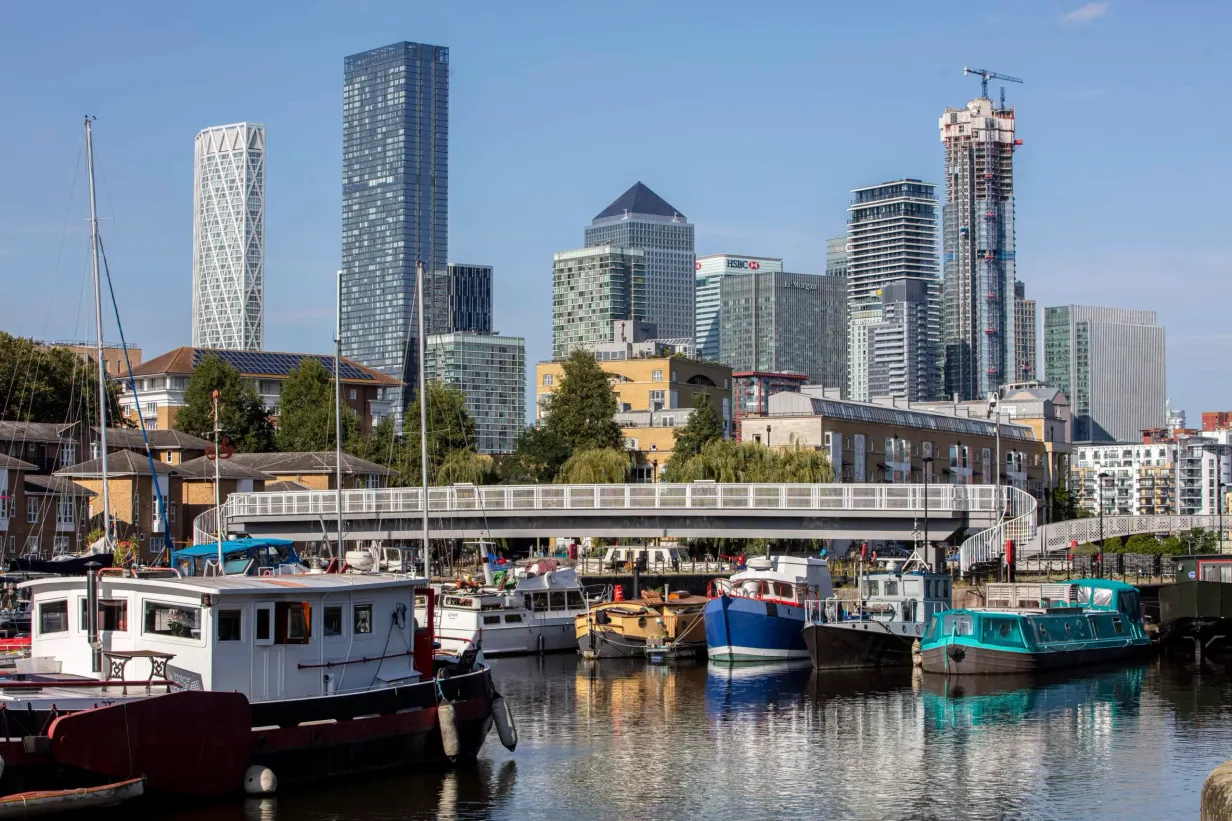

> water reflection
[145,657,1232,821]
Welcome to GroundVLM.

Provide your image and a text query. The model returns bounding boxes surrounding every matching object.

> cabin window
[1091,589,1114,607]
[39,600,69,634]
[217,610,242,641]
[549,592,567,610]
[483,615,501,625]
[1075,587,1092,606]
[354,604,373,634]
[775,583,794,600]
[924,580,933,598]
[275,602,311,644]
[566,591,585,609]
[1118,592,1136,616]
[924,619,938,641]
[255,606,273,644]
[323,606,343,637]
[81,599,128,632]
[942,614,972,637]
[505,614,523,624]
[144,601,201,640]
[531,593,548,612]
[883,580,899,597]
[1112,616,1124,634]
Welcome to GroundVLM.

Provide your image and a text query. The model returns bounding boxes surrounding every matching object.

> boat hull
[919,641,1150,675]
[704,595,808,663]
[439,617,579,656]
[578,627,705,660]
[803,621,922,670]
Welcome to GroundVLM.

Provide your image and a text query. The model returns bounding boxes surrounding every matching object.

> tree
[498,426,571,484]
[175,354,275,452]
[543,350,622,452]
[668,439,833,484]
[1177,527,1218,554]
[402,381,477,485]
[555,447,632,484]
[435,450,496,486]
[1161,536,1186,556]
[664,394,724,479]
[276,358,360,452]
[0,333,122,425]
[1047,478,1090,521]
[1125,534,1163,555]
[1101,536,1125,554]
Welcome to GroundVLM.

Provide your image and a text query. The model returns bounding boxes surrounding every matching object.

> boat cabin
[602,545,688,571]
[713,556,834,605]
[855,568,952,624]
[171,538,301,577]
[23,573,426,702]
[1174,554,1232,583]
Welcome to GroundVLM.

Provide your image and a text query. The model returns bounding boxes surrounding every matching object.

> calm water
[151,656,1232,821]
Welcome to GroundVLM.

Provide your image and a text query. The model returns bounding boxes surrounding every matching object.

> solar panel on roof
[192,350,375,380]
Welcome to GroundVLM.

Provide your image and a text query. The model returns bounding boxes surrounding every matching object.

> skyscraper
[694,255,783,362]
[940,95,1019,400]
[845,180,940,401]
[424,332,525,454]
[585,183,694,341]
[1013,280,1037,381]
[192,123,265,350]
[432,264,492,335]
[1043,305,1166,442]
[551,246,646,359]
[340,42,449,417]
[866,278,936,400]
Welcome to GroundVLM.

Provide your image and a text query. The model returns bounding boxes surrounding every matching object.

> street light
[766,424,772,448]
[1221,481,1228,555]
[1097,471,1110,578]
[922,455,935,571]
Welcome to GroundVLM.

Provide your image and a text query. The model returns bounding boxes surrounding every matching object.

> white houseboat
[436,567,592,656]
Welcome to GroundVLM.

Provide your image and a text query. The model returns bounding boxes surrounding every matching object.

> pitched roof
[0,453,37,471]
[264,480,310,492]
[176,456,274,481]
[24,475,96,496]
[129,347,400,385]
[593,182,686,222]
[0,421,79,444]
[94,427,212,451]
[227,451,394,476]
[55,449,179,478]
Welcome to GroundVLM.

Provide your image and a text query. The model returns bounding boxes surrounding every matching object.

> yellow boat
[576,591,708,659]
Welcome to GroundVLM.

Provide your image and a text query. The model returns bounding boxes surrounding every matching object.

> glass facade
[551,247,646,360]
[341,42,449,419]
[694,255,783,363]
[424,333,526,454]
[434,264,492,335]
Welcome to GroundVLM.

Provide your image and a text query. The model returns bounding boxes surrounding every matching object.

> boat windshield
[941,613,973,637]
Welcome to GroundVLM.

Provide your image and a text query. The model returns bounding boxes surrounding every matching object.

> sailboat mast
[85,116,110,546]
[416,260,430,579]
[335,269,344,561]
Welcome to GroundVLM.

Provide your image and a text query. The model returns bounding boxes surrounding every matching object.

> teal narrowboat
[919,579,1151,675]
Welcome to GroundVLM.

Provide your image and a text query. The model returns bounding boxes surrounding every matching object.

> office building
[719,269,846,388]
[424,333,526,454]
[192,123,265,351]
[431,264,493,335]
[940,95,1020,400]
[846,180,940,402]
[1178,436,1232,516]
[340,41,449,418]
[585,183,694,342]
[551,246,646,360]
[1203,412,1232,432]
[536,356,732,482]
[1014,280,1037,381]
[825,237,850,280]
[1043,305,1166,442]
[732,371,808,439]
[694,255,783,362]
[582,320,694,361]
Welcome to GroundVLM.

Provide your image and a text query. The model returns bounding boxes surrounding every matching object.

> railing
[1035,515,1226,555]
[223,483,1002,519]
[193,505,221,546]
[958,486,1038,574]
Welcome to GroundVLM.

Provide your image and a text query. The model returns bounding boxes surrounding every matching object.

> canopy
[172,538,294,561]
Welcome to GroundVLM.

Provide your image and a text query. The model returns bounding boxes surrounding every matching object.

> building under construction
[940,70,1023,400]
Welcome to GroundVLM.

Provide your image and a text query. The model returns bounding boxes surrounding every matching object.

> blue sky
[1,1,1228,420]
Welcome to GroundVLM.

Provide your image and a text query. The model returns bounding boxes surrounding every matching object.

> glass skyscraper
[341,41,449,419]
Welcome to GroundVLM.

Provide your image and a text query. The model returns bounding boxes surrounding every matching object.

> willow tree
[555,447,632,484]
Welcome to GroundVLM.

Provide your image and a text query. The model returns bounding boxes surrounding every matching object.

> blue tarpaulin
[172,538,294,562]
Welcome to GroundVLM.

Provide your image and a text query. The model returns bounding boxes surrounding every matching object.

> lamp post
[922,455,935,571]
[1097,471,1110,578]
[766,424,772,448]
[1220,481,1228,555]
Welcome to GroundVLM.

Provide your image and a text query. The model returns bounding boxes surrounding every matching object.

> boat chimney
[481,554,495,586]
[85,561,101,673]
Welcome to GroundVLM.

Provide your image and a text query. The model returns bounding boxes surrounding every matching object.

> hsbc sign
[726,259,761,270]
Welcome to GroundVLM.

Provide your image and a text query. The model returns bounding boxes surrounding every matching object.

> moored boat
[577,590,708,659]
[704,556,833,663]
[919,579,1151,675]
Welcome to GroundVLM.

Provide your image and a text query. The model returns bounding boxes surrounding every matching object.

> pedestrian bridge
[201,483,1025,546]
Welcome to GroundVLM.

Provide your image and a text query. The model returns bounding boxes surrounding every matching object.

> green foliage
[434,450,496,486]
[275,358,360,452]
[664,394,724,478]
[1072,542,1100,556]
[1125,534,1163,555]
[0,333,122,425]
[499,426,571,484]
[667,439,834,484]
[175,354,275,452]
[543,350,623,452]
[1047,478,1090,521]
[401,381,478,485]
[1101,536,1124,554]
[555,447,632,484]
[1161,536,1186,555]
[1176,527,1218,554]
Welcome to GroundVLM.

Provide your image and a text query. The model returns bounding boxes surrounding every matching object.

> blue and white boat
[704,556,833,663]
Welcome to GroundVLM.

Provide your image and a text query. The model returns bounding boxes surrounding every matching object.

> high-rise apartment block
[719,269,846,387]
[694,255,783,362]
[845,180,940,401]
[424,333,525,454]
[340,42,449,417]
[551,246,646,360]
[1043,305,1166,442]
[585,183,694,342]
[1013,280,1037,381]
[432,264,492,335]
[940,96,1019,400]
[192,123,265,351]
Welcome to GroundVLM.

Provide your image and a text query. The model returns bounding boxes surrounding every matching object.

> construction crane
[963,67,1023,102]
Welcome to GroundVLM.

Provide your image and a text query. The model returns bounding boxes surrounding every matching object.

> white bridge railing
[958,487,1038,574]
[1036,514,1225,554]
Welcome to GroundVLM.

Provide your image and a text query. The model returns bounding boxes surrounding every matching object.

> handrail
[958,486,1038,574]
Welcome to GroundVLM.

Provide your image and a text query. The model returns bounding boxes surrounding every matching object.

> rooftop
[129,347,401,385]
[228,451,394,476]
[0,421,79,444]
[0,453,37,471]
[95,427,213,451]
[593,182,686,222]
[22,572,428,597]
[55,450,180,478]
[24,475,95,496]
[176,456,275,481]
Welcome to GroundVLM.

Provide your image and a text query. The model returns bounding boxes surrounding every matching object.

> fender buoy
[438,701,460,761]
[492,695,518,751]
[244,765,277,795]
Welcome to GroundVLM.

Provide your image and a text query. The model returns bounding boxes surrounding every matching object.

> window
[276,602,311,644]
[169,503,176,522]
[883,580,899,597]
[59,441,77,467]
[217,610,242,641]
[143,601,201,640]
[26,498,38,524]
[566,590,585,609]
[255,606,272,644]
[504,614,523,624]
[39,600,68,634]
[483,615,501,625]
[652,370,664,382]
[354,604,373,634]
[324,606,343,637]
[542,374,553,386]
[531,592,548,612]
[81,598,128,632]
[349,389,357,401]
[549,591,567,610]
[649,390,666,411]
